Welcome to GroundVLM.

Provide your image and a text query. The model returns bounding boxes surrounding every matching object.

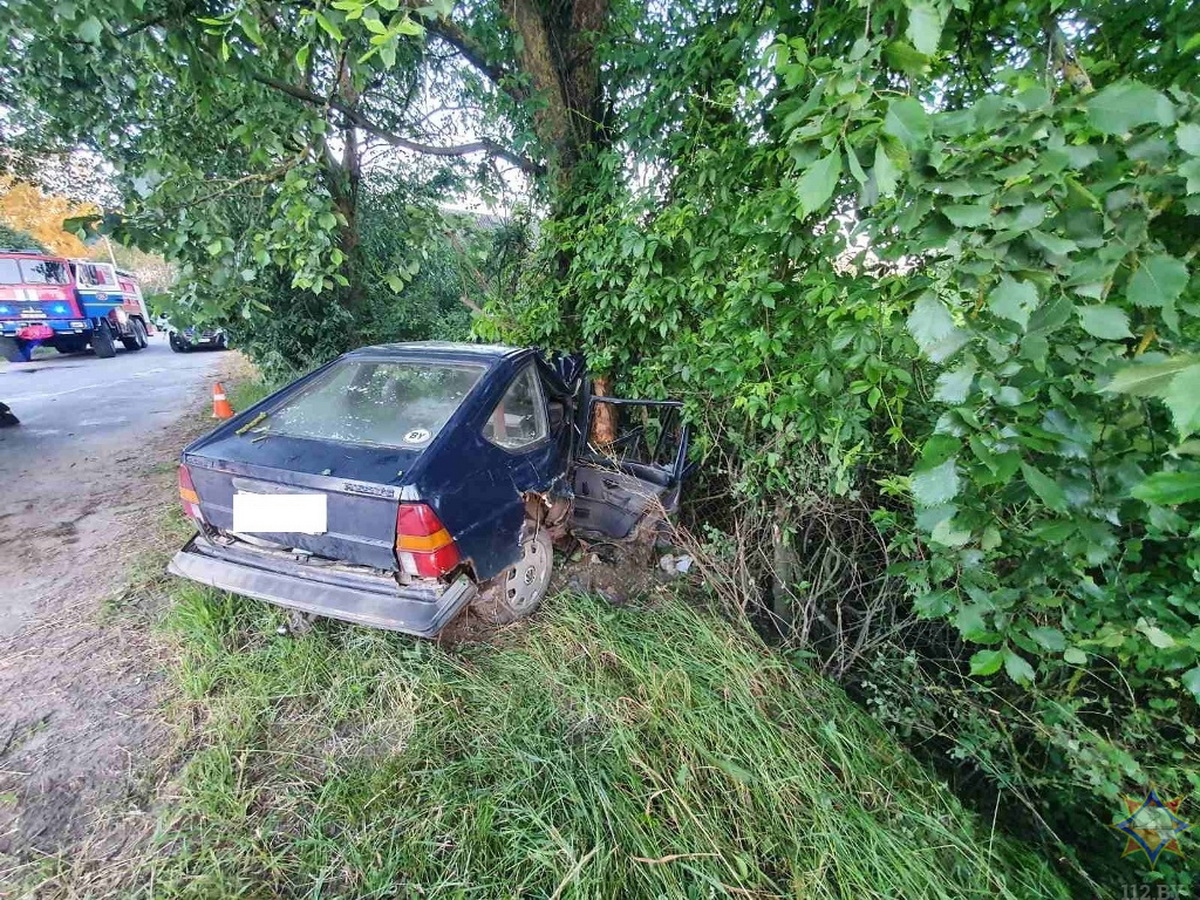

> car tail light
[395,502,460,577]
[178,464,204,523]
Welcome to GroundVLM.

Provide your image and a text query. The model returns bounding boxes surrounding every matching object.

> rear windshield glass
[265,360,485,448]
[0,258,69,285]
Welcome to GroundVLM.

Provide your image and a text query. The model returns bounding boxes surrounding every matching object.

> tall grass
[136,585,1069,899]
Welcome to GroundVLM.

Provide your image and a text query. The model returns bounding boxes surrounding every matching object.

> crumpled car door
[570,396,689,540]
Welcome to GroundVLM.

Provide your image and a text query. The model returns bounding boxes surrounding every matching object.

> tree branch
[250,73,544,176]
[424,17,530,103]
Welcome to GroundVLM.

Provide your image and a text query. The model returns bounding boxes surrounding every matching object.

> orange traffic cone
[212,382,234,419]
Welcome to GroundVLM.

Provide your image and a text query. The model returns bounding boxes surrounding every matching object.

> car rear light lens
[178,464,204,523]
[396,502,460,577]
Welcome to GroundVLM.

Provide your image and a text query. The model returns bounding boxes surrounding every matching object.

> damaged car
[168,342,689,636]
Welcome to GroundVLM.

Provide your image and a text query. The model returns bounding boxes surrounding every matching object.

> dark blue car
[169,342,688,636]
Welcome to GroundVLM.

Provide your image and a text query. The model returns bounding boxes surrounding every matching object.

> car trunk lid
[184,434,422,571]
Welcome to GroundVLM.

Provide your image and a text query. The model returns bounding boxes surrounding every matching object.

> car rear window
[265,360,485,448]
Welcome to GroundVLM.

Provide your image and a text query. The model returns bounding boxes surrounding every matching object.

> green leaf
[76,15,103,43]
[911,456,959,506]
[1104,356,1200,397]
[1063,648,1087,665]
[314,11,345,41]
[931,516,972,547]
[943,202,991,227]
[793,151,842,218]
[1177,122,1200,156]
[1132,470,1200,505]
[1164,365,1200,438]
[1085,81,1174,135]
[883,40,930,78]
[884,98,930,151]
[1028,627,1065,652]
[1077,305,1132,340]
[907,292,967,363]
[1182,158,1200,195]
[1003,650,1035,685]
[295,44,311,71]
[988,276,1038,330]
[969,649,1004,676]
[1182,667,1200,702]
[206,239,224,256]
[1127,254,1188,331]
[905,0,945,55]
[1021,462,1067,512]
[318,211,337,230]
[844,142,867,185]
[1142,624,1175,649]
[873,140,900,198]
[933,360,976,403]
[1029,230,1077,256]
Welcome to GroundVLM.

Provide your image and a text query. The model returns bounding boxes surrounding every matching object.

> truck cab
[0,250,153,362]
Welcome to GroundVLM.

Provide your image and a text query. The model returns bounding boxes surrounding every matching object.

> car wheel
[92,322,117,358]
[216,333,228,350]
[169,334,187,353]
[473,525,553,624]
[133,318,148,349]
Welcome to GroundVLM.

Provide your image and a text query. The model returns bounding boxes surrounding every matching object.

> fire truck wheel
[0,338,27,363]
[92,322,117,359]
[53,336,88,354]
[123,318,148,351]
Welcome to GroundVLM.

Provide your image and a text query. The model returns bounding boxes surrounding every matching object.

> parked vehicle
[168,342,689,636]
[0,401,17,427]
[169,322,228,352]
[0,250,153,362]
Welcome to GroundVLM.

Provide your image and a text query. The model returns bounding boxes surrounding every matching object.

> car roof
[344,341,533,366]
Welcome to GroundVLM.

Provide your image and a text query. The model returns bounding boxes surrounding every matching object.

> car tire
[169,334,187,353]
[216,333,228,350]
[472,524,553,625]
[92,322,117,358]
[133,318,148,349]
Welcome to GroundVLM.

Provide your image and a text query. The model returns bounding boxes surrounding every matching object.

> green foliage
[479,0,1200,889]
[0,220,45,252]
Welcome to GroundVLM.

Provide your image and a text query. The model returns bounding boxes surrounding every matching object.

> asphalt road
[0,335,227,635]
[0,335,231,860]
[0,335,224,450]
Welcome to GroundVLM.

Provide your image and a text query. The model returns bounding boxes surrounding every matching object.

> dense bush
[482,5,1200,891]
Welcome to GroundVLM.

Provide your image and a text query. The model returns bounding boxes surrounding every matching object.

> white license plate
[232,492,327,534]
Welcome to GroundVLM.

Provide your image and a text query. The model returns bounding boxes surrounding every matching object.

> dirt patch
[442,536,687,644]
[0,353,249,886]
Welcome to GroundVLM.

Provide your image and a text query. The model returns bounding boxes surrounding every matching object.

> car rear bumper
[168,534,476,636]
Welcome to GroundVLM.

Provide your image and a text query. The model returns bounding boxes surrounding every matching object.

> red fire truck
[0,250,155,362]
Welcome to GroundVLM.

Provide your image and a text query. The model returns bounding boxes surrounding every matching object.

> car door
[570,395,689,540]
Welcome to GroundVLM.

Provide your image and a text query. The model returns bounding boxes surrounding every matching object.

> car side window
[484,365,548,450]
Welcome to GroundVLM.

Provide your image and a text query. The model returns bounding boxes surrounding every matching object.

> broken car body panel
[168,341,688,635]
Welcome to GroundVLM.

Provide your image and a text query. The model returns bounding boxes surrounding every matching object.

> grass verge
[132,581,1070,899]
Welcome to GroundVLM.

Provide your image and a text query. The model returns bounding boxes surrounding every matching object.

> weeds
[125,586,1069,899]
